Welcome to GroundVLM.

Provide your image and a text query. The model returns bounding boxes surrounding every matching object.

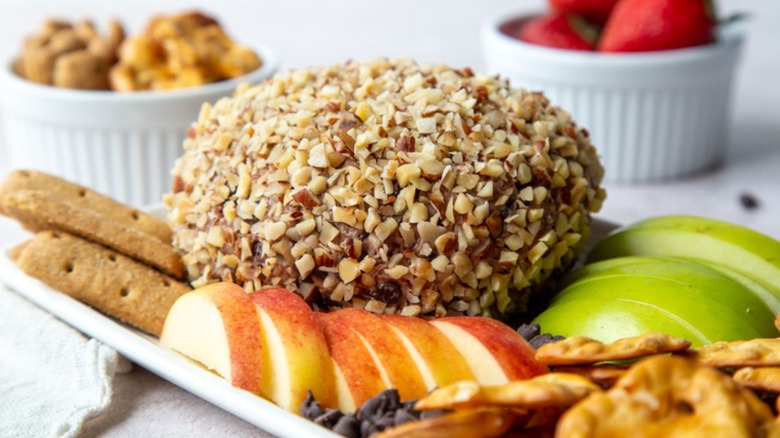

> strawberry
[517,13,599,51]
[549,0,620,25]
[599,0,716,52]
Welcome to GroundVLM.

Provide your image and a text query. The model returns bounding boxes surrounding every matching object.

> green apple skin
[586,215,780,304]
[563,255,780,314]
[533,257,778,346]
[679,258,780,315]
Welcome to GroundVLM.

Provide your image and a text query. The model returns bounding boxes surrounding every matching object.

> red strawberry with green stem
[517,13,599,51]
[549,0,620,25]
[599,0,716,52]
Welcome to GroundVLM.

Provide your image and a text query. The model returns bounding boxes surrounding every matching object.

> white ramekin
[0,45,278,207]
[482,14,745,183]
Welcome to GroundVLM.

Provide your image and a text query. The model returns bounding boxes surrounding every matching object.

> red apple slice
[330,308,428,402]
[251,288,338,412]
[160,282,264,394]
[431,317,548,385]
[316,311,387,412]
[380,314,475,389]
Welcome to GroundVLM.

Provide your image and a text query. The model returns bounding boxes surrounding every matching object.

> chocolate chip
[401,400,417,411]
[529,333,566,349]
[373,413,397,430]
[300,390,324,419]
[314,409,344,429]
[332,414,360,438]
[517,323,541,341]
[357,392,385,420]
[370,283,403,305]
[393,409,418,426]
[420,409,447,420]
[739,192,760,210]
[302,385,430,437]
[359,420,378,438]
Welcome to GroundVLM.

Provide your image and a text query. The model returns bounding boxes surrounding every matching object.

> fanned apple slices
[160,283,548,413]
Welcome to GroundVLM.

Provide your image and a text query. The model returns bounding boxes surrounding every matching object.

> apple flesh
[251,288,338,411]
[534,257,779,345]
[321,308,428,403]
[380,314,475,389]
[430,317,548,385]
[315,311,388,413]
[160,282,264,395]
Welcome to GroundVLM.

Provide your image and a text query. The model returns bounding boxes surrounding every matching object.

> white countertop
[0,0,779,436]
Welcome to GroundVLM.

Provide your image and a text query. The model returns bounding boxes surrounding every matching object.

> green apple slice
[563,255,780,314]
[679,257,780,314]
[534,257,778,346]
[587,215,780,304]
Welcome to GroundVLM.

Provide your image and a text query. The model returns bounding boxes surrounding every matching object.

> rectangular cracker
[14,230,191,336]
[0,169,172,243]
[1,189,185,279]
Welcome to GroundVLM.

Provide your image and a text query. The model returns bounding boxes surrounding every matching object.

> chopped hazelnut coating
[166,58,606,317]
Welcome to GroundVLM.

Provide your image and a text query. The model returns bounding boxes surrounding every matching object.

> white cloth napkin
[0,283,131,438]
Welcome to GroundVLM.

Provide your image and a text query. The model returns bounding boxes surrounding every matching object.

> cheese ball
[166,58,606,318]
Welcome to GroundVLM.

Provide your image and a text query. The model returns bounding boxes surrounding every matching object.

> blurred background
[1,0,778,238]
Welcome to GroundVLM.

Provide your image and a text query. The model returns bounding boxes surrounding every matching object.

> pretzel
[373,406,529,438]
[551,365,629,388]
[52,49,111,89]
[556,355,774,437]
[733,367,780,393]
[109,11,260,91]
[16,18,125,90]
[414,374,601,411]
[535,332,691,366]
[691,338,780,368]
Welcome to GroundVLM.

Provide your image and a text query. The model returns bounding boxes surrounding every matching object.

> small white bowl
[482,13,745,183]
[0,44,278,206]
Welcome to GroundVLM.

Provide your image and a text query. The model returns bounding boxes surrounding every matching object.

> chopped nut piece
[396,164,421,187]
[355,101,372,122]
[205,227,225,247]
[375,218,399,242]
[454,193,474,215]
[386,265,410,279]
[264,221,287,241]
[338,258,361,283]
[295,254,315,278]
[416,117,437,134]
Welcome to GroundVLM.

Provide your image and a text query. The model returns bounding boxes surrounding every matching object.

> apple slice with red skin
[251,287,338,411]
[329,308,429,402]
[315,311,388,413]
[160,282,264,395]
[431,317,549,385]
[380,314,475,389]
